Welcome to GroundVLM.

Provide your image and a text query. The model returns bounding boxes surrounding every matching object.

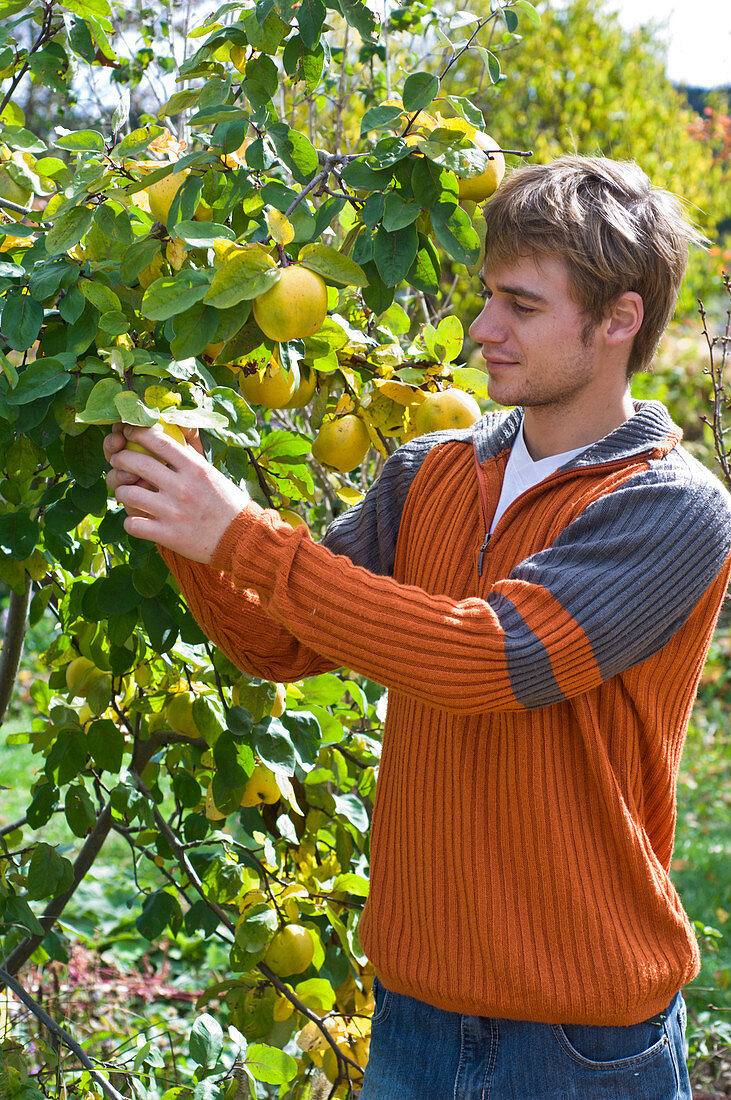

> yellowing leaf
[376,379,425,405]
[266,209,295,247]
[336,486,364,506]
[333,393,355,416]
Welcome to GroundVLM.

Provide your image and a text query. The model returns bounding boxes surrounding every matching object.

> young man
[106,157,731,1098]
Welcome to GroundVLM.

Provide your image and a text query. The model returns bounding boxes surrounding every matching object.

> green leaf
[0,126,47,154]
[280,710,322,768]
[453,366,490,399]
[382,192,421,232]
[204,248,278,309]
[159,89,201,118]
[0,510,39,557]
[504,7,519,32]
[119,238,161,286]
[435,315,464,362]
[361,260,394,314]
[268,123,319,184]
[87,719,125,772]
[190,1014,224,1070]
[26,843,74,901]
[411,157,458,207]
[514,0,541,25]
[76,377,125,424]
[1,289,43,351]
[430,203,480,265]
[407,234,441,295]
[141,589,180,652]
[373,223,419,286]
[333,0,379,42]
[78,278,121,313]
[96,564,143,615]
[402,71,439,112]
[5,358,72,405]
[45,205,94,255]
[340,160,394,191]
[361,105,404,135]
[296,0,326,49]
[65,784,96,837]
[254,717,296,772]
[171,220,236,245]
[3,896,45,938]
[64,430,107,487]
[141,269,212,321]
[332,872,370,897]
[0,349,18,389]
[28,259,75,302]
[113,125,166,158]
[244,53,279,100]
[246,1044,297,1086]
[170,301,218,359]
[55,129,105,153]
[68,17,96,62]
[113,392,159,428]
[443,95,485,130]
[26,783,58,829]
[136,889,183,940]
[299,243,368,287]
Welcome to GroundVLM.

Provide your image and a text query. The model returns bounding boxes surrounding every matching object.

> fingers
[103,423,126,462]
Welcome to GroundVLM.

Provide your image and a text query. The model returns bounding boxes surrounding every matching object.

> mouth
[481,355,520,369]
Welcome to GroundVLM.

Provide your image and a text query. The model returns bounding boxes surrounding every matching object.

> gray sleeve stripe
[512,462,731,680]
[488,592,566,708]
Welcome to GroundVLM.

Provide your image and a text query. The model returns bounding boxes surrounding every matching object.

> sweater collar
[471,400,682,468]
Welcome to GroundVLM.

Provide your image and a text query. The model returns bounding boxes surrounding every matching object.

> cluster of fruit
[134,157,487,477]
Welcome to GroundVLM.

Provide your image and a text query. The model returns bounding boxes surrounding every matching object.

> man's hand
[104,423,251,564]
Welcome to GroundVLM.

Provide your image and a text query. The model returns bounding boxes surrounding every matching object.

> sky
[605,0,730,89]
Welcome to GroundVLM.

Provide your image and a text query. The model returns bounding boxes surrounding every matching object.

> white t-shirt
[490,422,588,533]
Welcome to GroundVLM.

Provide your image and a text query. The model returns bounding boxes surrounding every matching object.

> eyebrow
[480,277,549,305]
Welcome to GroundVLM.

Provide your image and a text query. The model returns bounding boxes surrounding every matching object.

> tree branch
[0,742,157,981]
[0,965,129,1100]
[0,574,32,728]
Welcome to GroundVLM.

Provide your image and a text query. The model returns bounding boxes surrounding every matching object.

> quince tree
[0,0,536,1095]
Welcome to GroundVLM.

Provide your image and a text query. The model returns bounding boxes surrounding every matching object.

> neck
[522,389,636,461]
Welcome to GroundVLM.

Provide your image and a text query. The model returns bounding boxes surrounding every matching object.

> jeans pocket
[371,975,393,1025]
[552,1017,669,1070]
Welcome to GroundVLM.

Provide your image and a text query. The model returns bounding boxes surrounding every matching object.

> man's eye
[479,287,492,300]
[513,302,534,315]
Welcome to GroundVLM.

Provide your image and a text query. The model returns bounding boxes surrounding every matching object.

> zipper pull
[477,531,490,577]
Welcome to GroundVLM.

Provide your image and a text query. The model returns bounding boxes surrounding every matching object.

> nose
[468,298,507,344]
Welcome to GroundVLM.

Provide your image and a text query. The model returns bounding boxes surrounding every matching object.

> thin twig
[0,966,129,1100]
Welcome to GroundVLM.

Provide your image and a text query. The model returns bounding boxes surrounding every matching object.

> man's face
[468,254,602,412]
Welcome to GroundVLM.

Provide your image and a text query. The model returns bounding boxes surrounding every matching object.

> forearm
[160,546,338,682]
[212,505,541,712]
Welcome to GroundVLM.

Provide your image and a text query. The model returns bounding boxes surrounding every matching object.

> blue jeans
[360,979,692,1099]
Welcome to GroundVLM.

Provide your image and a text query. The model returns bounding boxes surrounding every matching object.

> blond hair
[482,156,706,374]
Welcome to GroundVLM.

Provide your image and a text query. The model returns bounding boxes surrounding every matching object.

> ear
[605,292,644,345]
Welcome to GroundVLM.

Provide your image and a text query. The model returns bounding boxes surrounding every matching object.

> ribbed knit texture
[162,402,731,1026]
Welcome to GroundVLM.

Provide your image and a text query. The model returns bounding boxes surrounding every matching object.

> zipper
[477,532,491,577]
[471,439,660,578]
[472,439,493,577]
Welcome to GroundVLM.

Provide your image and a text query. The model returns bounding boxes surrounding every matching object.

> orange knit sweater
[163,403,731,1026]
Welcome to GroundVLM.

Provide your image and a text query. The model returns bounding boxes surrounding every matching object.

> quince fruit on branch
[125,421,186,459]
[413,389,482,435]
[312,415,370,473]
[252,265,328,343]
[418,114,506,203]
[237,353,298,409]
